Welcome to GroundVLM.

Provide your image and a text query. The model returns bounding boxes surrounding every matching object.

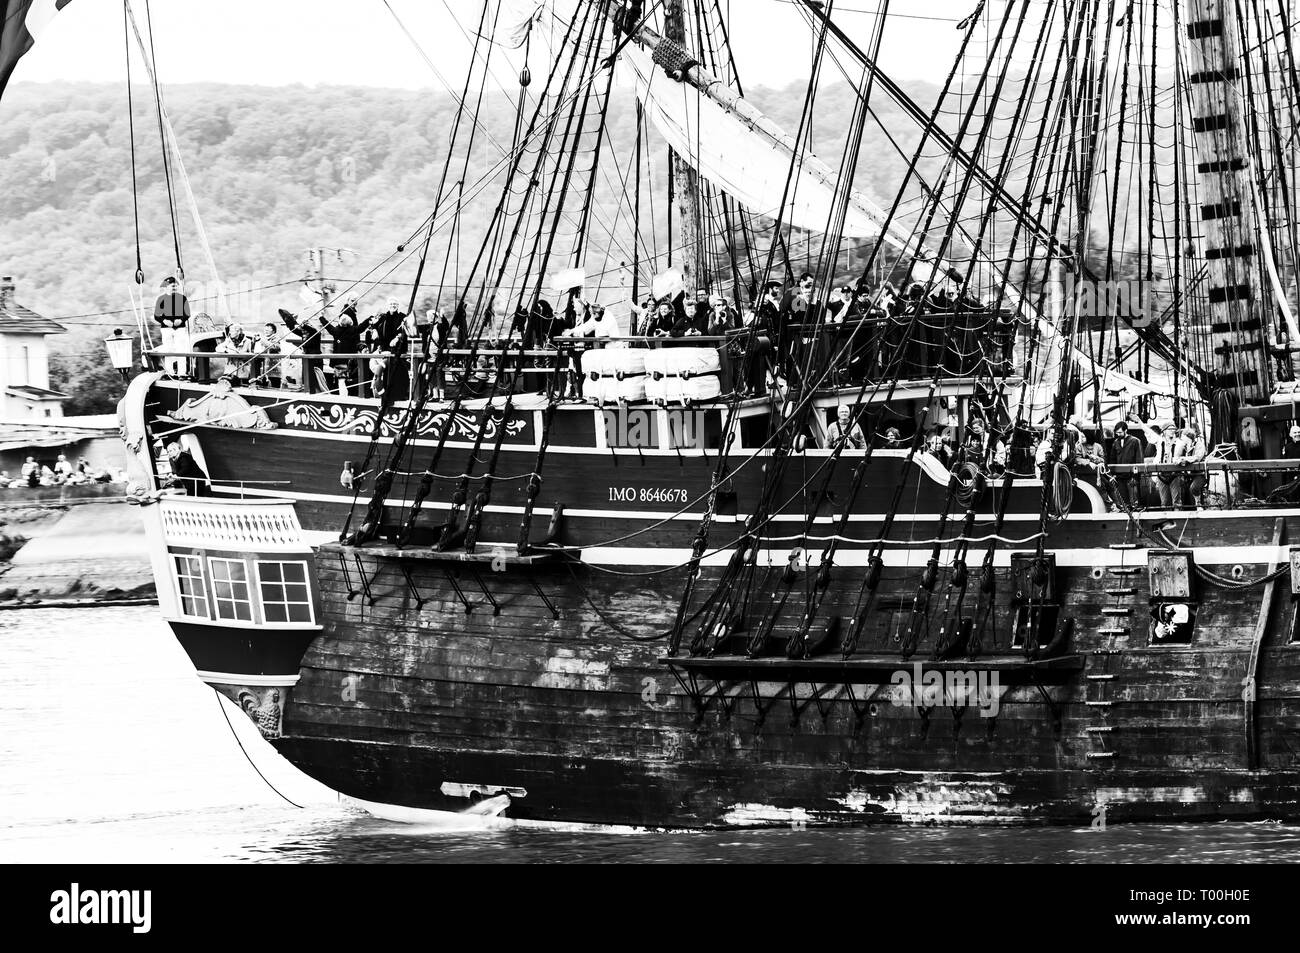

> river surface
[3,606,1299,863]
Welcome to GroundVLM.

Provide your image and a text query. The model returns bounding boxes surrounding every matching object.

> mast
[1182,0,1271,416]
[663,0,703,291]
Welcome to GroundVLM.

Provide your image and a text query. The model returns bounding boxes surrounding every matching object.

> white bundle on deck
[583,349,648,405]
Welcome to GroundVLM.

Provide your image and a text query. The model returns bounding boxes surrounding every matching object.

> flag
[0,0,71,102]
[482,0,543,50]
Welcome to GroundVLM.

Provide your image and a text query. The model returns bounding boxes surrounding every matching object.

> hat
[1113,421,1128,433]
[1290,425,1300,438]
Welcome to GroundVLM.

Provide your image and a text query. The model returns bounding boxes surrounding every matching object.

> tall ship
[10,0,1300,824]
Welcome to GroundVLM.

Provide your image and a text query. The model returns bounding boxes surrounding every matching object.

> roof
[5,385,68,400]
[0,302,66,335]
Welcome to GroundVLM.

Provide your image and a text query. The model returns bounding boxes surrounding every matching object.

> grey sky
[11,0,972,90]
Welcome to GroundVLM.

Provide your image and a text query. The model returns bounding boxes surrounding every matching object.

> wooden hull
[138,379,1300,826]
[268,550,1300,826]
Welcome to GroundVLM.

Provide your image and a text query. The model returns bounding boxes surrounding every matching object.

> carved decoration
[171,378,276,430]
[215,684,289,740]
[283,402,529,441]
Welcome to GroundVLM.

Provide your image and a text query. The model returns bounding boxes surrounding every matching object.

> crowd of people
[150,269,1016,402]
[1,454,123,489]
[819,404,1217,512]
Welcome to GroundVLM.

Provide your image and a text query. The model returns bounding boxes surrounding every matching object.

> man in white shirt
[1177,423,1208,508]
[566,303,620,339]
[1154,422,1182,507]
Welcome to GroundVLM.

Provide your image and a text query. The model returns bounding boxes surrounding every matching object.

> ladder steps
[1086,674,1116,681]
[1084,700,1114,707]
[1108,567,1144,575]
[1098,626,1130,635]
[1105,588,1137,596]
[1086,751,1116,759]
[1109,543,1139,550]
[1101,607,1131,616]
[1084,726,1115,733]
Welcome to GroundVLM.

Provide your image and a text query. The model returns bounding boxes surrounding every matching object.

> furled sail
[615,43,882,240]
[0,0,72,102]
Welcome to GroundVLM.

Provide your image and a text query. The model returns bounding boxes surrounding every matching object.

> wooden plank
[1245,519,1284,768]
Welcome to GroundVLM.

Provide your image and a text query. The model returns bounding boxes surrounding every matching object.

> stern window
[208,557,253,622]
[173,554,209,619]
[257,561,313,624]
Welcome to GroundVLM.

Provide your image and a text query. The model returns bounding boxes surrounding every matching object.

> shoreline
[0,485,153,607]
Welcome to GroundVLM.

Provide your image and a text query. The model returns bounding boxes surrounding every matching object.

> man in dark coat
[560,286,585,337]
[1107,421,1143,508]
[1279,424,1300,502]
[280,308,324,393]
[153,276,192,376]
[531,299,559,345]
[164,441,210,496]
[692,288,712,334]
[153,276,190,328]
[322,298,369,394]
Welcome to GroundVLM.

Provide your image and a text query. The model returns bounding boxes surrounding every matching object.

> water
[3,606,1300,863]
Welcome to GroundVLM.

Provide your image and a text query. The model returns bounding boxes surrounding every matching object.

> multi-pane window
[257,561,313,623]
[173,554,208,618]
[208,557,253,622]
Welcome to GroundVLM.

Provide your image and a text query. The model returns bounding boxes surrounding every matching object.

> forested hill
[0,79,939,331]
[1,78,945,412]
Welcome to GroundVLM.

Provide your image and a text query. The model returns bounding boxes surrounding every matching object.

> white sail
[615,44,881,240]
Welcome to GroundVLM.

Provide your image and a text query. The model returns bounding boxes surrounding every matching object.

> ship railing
[1108,459,1300,509]
[147,338,745,401]
[157,495,308,552]
[786,310,1016,382]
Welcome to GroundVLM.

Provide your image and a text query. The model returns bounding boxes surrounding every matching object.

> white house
[0,275,66,419]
